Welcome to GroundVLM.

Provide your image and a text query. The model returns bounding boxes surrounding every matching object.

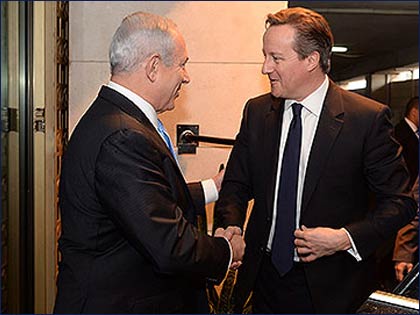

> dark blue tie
[271,103,303,276]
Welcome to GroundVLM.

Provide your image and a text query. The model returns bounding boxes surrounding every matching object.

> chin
[270,90,282,98]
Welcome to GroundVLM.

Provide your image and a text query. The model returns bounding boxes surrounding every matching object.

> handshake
[215,226,246,270]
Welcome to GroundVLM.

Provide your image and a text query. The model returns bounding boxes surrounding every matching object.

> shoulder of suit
[395,119,415,138]
[72,90,155,146]
[335,85,388,113]
[247,92,277,104]
[245,93,281,113]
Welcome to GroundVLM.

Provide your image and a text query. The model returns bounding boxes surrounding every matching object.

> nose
[261,57,272,75]
[183,68,191,84]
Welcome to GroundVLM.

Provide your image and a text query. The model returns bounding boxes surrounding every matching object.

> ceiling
[288,1,418,82]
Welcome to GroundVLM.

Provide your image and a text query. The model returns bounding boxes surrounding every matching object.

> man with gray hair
[54,11,244,314]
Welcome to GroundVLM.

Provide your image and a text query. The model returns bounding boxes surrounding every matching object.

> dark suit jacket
[393,216,419,263]
[54,86,230,314]
[214,81,416,313]
[393,177,419,263]
[394,118,418,188]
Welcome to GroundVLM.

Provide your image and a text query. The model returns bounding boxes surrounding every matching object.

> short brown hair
[266,7,334,73]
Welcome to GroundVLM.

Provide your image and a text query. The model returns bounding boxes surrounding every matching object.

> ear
[306,51,320,72]
[145,54,160,82]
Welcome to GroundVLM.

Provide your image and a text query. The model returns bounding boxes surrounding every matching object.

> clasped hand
[215,226,245,270]
[294,225,351,262]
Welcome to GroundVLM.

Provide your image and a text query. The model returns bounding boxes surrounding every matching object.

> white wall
[69,1,286,198]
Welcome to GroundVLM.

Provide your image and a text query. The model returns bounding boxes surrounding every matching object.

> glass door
[1,2,34,313]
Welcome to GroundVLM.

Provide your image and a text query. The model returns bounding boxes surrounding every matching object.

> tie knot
[292,103,303,118]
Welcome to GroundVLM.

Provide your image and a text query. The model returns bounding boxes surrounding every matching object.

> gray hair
[109,11,178,75]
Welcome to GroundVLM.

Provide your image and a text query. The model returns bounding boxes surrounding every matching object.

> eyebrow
[262,49,283,56]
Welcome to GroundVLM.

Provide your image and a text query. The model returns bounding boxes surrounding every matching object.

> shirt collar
[404,117,418,135]
[107,81,158,129]
[285,75,329,116]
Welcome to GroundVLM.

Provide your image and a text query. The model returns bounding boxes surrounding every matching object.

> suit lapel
[264,97,284,213]
[301,82,344,215]
[403,120,418,143]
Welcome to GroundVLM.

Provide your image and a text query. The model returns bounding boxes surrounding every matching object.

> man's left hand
[294,225,351,262]
[212,168,225,192]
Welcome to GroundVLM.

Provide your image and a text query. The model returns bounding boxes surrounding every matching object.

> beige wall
[69,1,286,186]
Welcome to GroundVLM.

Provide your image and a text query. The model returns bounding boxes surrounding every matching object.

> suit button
[260,246,265,252]
[266,217,271,222]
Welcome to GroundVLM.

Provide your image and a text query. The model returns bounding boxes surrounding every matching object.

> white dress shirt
[107,81,218,204]
[267,76,361,261]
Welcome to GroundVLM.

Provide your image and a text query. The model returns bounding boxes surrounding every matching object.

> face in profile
[157,32,190,113]
[262,24,311,101]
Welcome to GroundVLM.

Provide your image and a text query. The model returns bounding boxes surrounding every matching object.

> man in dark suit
[375,96,418,290]
[214,7,416,314]
[393,99,419,279]
[393,177,419,281]
[394,96,419,188]
[53,11,245,314]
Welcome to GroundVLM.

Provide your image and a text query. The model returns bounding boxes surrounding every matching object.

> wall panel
[69,1,287,227]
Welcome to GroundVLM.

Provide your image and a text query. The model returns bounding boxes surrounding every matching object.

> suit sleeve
[214,102,253,231]
[345,106,417,258]
[393,177,419,262]
[94,129,230,282]
[188,182,205,216]
[393,216,419,262]
[187,182,207,233]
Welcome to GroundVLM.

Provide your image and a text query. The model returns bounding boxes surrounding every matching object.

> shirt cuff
[342,228,362,262]
[201,179,219,204]
[220,236,233,271]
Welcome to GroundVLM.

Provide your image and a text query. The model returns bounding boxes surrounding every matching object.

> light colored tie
[157,119,177,160]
